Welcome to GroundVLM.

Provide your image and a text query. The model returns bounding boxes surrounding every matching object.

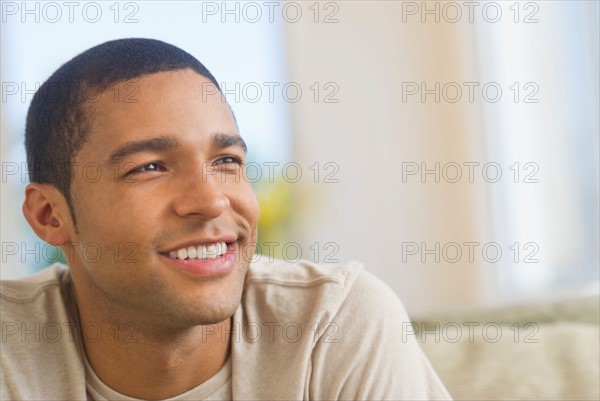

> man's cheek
[70,235,144,268]
[237,184,259,216]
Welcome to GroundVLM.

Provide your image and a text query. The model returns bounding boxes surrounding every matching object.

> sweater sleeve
[309,269,453,401]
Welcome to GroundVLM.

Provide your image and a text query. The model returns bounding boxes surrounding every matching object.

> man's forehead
[85,69,229,122]
[76,70,237,159]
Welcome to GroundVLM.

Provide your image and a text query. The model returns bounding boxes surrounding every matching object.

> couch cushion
[412,297,600,401]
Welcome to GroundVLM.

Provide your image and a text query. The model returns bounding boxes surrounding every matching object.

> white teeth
[168,242,228,260]
[187,246,197,259]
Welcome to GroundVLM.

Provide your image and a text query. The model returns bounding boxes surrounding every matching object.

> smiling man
[0,38,451,400]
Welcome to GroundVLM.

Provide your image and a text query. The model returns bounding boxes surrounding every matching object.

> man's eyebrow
[212,133,248,153]
[105,136,180,168]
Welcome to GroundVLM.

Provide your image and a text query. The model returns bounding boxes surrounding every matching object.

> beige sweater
[1,259,452,400]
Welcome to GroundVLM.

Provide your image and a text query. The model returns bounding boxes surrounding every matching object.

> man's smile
[160,234,238,259]
[159,243,238,277]
[166,241,229,260]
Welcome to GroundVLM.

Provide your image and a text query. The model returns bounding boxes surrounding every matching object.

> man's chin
[178,298,240,327]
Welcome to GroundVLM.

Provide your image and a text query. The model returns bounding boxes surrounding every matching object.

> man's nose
[172,165,230,219]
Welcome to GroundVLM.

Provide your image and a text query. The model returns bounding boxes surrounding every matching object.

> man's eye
[128,162,165,175]
[215,156,243,166]
[212,156,244,174]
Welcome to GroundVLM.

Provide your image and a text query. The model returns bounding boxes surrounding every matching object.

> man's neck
[71,283,231,400]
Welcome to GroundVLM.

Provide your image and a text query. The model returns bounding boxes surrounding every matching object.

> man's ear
[22,183,74,246]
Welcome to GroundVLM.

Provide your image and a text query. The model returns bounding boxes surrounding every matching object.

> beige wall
[284,2,495,315]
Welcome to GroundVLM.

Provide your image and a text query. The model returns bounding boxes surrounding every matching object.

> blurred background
[2,0,597,313]
[1,1,599,400]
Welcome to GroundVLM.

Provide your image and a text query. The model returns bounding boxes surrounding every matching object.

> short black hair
[25,38,221,224]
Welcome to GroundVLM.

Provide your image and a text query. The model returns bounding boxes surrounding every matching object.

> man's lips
[159,235,238,256]
[159,243,238,276]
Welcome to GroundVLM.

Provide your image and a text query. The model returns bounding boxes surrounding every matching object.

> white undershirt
[84,352,232,401]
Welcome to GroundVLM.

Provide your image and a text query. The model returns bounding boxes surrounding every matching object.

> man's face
[66,69,258,327]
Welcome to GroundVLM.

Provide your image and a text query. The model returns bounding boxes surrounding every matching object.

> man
[1,38,451,400]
